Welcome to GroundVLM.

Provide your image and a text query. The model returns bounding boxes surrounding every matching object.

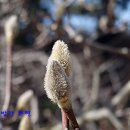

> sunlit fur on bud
[49,40,71,77]
[18,115,33,130]
[44,60,71,109]
[4,15,18,44]
[16,90,34,110]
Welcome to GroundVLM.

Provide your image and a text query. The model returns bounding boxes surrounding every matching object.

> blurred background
[0,0,130,130]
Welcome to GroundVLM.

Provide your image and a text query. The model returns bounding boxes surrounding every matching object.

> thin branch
[63,106,80,130]
[111,80,130,108]
[61,109,69,130]
[2,43,12,111]
[65,24,130,60]
[86,40,130,60]
[89,60,121,109]
[83,108,124,130]
[2,15,18,111]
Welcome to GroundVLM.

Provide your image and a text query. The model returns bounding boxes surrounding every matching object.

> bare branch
[65,24,130,60]
[2,43,12,111]
[83,108,124,130]
[111,80,130,108]
[2,15,18,111]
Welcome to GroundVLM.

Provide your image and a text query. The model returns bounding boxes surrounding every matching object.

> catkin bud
[18,115,33,130]
[44,41,79,129]
[16,90,34,110]
[4,15,18,44]
[44,60,71,109]
[49,40,71,77]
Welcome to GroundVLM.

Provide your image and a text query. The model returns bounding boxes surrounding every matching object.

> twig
[2,15,18,111]
[2,43,12,111]
[65,24,130,60]
[89,60,121,109]
[61,109,69,130]
[83,108,124,130]
[63,106,80,130]
[86,40,130,60]
[111,80,130,108]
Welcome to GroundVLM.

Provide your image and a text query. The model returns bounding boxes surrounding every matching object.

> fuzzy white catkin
[44,40,72,109]
[4,15,18,44]
[44,60,71,109]
[49,40,71,77]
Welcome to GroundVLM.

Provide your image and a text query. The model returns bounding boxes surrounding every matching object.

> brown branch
[61,109,69,130]
[63,106,80,130]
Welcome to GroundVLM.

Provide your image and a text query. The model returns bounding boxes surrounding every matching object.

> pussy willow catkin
[49,40,71,77]
[44,40,71,109]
